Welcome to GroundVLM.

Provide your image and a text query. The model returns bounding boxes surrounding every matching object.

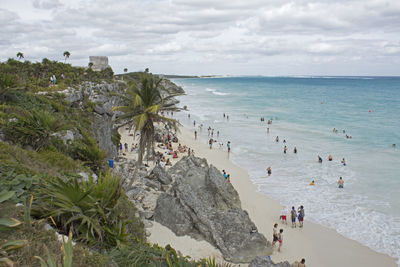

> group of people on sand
[155,128,194,169]
[272,225,306,264]
[279,205,305,228]
[119,142,138,155]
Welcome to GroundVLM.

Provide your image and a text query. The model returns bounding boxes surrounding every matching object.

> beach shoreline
[119,125,397,266]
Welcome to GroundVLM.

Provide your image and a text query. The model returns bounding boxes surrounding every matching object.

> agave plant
[34,172,127,248]
[4,109,68,151]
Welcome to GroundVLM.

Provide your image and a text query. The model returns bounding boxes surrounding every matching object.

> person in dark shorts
[291,206,297,228]
[272,223,278,247]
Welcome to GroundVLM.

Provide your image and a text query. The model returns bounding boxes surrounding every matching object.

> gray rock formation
[249,256,291,267]
[89,56,110,71]
[154,156,272,263]
[60,81,128,158]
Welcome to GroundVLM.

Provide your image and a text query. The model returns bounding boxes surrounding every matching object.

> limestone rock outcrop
[154,156,272,263]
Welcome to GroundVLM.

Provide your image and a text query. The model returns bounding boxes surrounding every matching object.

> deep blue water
[173,76,400,262]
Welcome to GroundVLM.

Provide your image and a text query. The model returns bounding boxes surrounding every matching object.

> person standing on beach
[278,229,283,252]
[217,131,219,138]
[298,205,305,227]
[193,120,196,127]
[291,206,297,228]
[272,223,279,247]
[227,141,231,153]
[267,127,270,134]
[209,138,213,149]
[280,207,287,224]
[194,131,197,140]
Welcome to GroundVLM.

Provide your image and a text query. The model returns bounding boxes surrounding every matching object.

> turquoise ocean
[173,76,400,264]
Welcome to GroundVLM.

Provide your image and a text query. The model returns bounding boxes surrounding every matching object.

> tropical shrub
[34,172,129,249]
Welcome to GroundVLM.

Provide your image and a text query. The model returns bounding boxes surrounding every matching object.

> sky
[1,0,399,76]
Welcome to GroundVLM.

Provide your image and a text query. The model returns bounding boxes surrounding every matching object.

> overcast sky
[1,0,399,75]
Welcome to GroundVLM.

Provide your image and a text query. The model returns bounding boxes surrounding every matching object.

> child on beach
[227,141,231,153]
[278,229,283,252]
[209,138,213,149]
[280,207,287,224]
[291,206,297,228]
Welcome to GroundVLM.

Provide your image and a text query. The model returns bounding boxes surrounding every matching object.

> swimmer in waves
[309,180,315,186]
[341,158,346,166]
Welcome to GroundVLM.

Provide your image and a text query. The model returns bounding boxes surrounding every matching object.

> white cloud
[0,0,399,75]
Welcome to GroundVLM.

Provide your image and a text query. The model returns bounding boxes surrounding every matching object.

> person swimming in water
[338,177,344,188]
[328,155,333,161]
[283,146,287,154]
[276,136,279,142]
[310,180,315,186]
[318,155,323,163]
[294,147,297,154]
[341,158,346,165]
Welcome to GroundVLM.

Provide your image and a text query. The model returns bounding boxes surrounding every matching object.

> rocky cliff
[115,155,273,263]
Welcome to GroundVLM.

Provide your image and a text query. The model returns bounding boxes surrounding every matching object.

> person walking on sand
[277,229,283,252]
[194,130,197,140]
[298,205,305,227]
[272,223,279,247]
[291,206,297,228]
[338,176,344,188]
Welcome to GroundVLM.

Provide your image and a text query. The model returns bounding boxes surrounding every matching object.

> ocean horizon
[173,76,400,264]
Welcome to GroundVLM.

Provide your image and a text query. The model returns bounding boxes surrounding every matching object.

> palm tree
[63,51,70,63]
[88,62,94,69]
[16,52,24,61]
[113,74,182,185]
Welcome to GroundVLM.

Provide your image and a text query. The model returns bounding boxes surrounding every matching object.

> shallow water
[173,76,400,263]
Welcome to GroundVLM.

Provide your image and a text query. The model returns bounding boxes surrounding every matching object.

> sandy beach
[119,126,397,266]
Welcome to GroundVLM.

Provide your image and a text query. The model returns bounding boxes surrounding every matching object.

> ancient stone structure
[89,56,109,71]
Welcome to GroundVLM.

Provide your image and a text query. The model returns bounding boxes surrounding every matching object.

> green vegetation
[0,59,233,266]
[113,74,182,185]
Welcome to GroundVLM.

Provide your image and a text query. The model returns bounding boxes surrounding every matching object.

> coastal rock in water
[249,256,291,267]
[154,155,272,263]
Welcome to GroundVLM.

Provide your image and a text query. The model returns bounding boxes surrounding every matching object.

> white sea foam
[212,91,230,96]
